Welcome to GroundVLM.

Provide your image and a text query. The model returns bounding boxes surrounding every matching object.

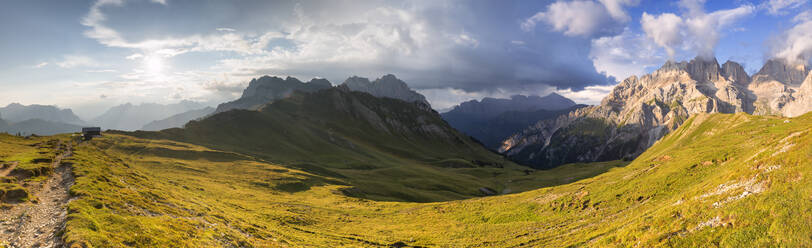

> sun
[144,56,164,74]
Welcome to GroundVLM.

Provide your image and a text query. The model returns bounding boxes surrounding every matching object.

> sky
[0,0,810,119]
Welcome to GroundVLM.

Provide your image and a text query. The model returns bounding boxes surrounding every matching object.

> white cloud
[510,40,525,45]
[453,33,479,48]
[32,62,49,68]
[56,55,100,68]
[522,0,638,37]
[556,84,616,105]
[641,13,684,58]
[761,0,808,15]
[590,29,663,81]
[82,0,282,57]
[598,0,639,22]
[86,69,118,73]
[522,1,614,37]
[151,0,167,5]
[640,0,754,59]
[772,20,812,65]
[126,53,144,60]
[216,28,236,32]
[794,10,812,23]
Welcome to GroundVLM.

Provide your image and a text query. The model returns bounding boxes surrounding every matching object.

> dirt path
[0,161,19,178]
[0,141,75,248]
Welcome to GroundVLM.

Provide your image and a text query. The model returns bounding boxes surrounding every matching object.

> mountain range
[0,103,85,125]
[500,57,812,169]
[442,94,581,149]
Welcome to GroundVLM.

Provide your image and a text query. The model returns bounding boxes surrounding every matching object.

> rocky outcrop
[215,76,332,114]
[341,74,429,105]
[501,57,812,169]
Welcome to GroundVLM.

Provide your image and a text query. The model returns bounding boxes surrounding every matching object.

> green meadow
[47,112,812,247]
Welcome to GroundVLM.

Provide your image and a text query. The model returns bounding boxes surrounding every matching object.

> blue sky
[0,0,810,118]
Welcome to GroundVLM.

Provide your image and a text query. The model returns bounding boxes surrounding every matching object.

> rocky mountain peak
[753,58,810,86]
[685,56,722,83]
[216,75,333,114]
[341,74,429,105]
[721,60,750,85]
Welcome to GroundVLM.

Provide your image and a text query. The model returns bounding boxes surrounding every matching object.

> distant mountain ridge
[501,57,812,169]
[141,107,215,131]
[93,100,207,131]
[447,93,575,119]
[441,93,579,149]
[0,103,85,125]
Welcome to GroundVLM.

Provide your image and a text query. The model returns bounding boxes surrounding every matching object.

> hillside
[124,87,563,202]
[40,112,810,247]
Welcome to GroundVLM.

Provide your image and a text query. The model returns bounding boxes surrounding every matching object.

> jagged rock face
[722,61,750,85]
[783,73,812,117]
[215,76,332,113]
[748,59,811,116]
[752,59,809,86]
[341,74,429,105]
[685,57,722,82]
[500,57,812,169]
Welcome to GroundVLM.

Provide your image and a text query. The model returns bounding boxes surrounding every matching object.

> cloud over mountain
[521,0,638,37]
[641,0,755,59]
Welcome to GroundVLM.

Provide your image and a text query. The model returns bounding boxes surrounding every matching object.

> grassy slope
[122,89,585,202]
[58,112,812,247]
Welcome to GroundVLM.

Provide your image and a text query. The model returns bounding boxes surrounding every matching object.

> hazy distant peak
[0,102,85,126]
